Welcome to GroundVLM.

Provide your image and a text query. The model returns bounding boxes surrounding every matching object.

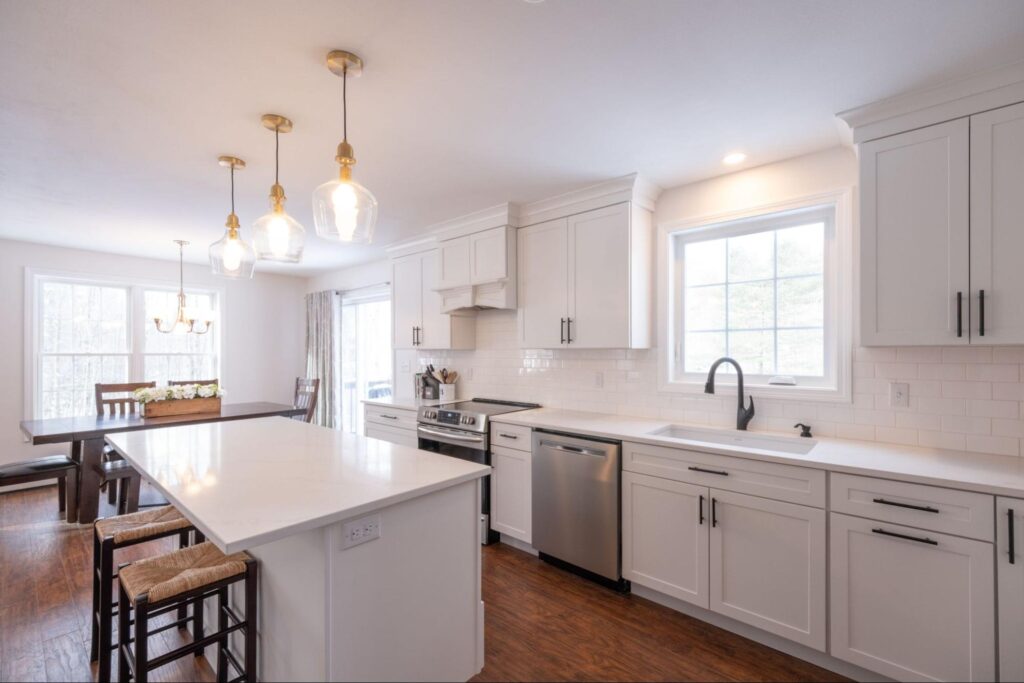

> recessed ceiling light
[723,152,746,165]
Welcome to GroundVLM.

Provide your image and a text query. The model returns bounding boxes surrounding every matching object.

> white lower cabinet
[622,472,826,652]
[622,472,709,607]
[997,497,1024,682]
[490,445,531,543]
[830,512,995,682]
[709,489,826,651]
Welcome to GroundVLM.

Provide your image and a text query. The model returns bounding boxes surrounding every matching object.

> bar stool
[91,507,201,683]
[117,542,258,683]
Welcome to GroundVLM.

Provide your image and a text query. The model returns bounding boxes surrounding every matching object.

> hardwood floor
[1,485,846,682]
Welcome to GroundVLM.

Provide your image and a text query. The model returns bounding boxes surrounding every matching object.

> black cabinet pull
[956,291,963,338]
[560,318,566,344]
[872,498,940,514]
[872,527,938,546]
[688,466,729,476]
[567,317,574,344]
[1010,508,1016,565]
[979,290,986,337]
[698,495,704,525]
[380,414,398,420]
[498,433,518,440]
[711,498,718,527]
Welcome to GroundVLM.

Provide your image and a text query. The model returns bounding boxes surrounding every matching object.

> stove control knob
[424,410,436,419]
[462,416,476,425]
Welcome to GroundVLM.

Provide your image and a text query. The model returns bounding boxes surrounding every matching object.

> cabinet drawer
[364,405,418,431]
[623,441,825,507]
[490,424,531,452]
[365,423,418,448]
[830,473,993,542]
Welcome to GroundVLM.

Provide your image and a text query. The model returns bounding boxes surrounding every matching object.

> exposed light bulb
[723,152,747,165]
[331,181,359,242]
[222,238,243,272]
[267,214,290,257]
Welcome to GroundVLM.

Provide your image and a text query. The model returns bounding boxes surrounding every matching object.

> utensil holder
[439,384,456,401]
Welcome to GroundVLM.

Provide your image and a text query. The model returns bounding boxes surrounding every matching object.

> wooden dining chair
[95,382,155,505]
[168,379,219,386]
[294,378,320,423]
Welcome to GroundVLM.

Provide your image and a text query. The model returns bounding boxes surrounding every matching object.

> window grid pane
[682,219,825,379]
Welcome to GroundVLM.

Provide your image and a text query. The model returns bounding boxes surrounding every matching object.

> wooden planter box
[141,397,221,418]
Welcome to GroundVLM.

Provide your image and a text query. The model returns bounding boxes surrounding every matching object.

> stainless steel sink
[648,425,816,455]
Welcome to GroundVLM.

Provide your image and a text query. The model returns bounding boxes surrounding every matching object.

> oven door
[416,423,496,544]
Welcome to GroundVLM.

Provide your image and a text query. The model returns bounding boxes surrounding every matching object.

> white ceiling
[2,0,1024,276]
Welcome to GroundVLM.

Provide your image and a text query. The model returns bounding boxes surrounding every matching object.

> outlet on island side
[889,381,910,408]
[341,513,382,550]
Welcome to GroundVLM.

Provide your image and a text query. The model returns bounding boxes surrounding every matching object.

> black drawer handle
[380,414,398,420]
[872,498,939,514]
[688,466,729,476]
[979,289,985,337]
[872,528,937,546]
[498,433,518,439]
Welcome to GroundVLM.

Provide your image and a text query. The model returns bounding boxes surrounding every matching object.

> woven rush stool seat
[118,541,250,605]
[91,507,202,683]
[118,541,258,683]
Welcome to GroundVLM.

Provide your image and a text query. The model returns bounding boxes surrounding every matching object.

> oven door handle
[417,425,486,444]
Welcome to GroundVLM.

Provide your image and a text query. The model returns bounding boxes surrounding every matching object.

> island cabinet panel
[490,444,531,543]
[830,512,995,682]
[997,497,1024,683]
[622,471,709,608]
[709,489,826,652]
[622,441,826,507]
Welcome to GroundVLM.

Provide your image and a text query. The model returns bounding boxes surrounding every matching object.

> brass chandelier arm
[153,240,213,335]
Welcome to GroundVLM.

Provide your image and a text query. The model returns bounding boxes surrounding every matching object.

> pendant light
[209,156,256,279]
[154,240,214,335]
[312,50,379,244]
[252,114,305,262]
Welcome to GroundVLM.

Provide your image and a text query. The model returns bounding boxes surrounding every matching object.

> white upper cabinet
[970,101,1024,344]
[859,99,1024,346]
[860,118,970,346]
[518,202,652,349]
[392,250,475,350]
[436,225,517,312]
[437,236,471,290]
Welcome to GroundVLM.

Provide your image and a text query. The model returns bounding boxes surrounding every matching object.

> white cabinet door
[567,203,631,348]
[470,227,509,284]
[418,251,451,350]
[860,118,970,346]
[622,472,709,608]
[970,102,1024,344]
[438,236,471,290]
[830,512,995,682]
[708,489,826,651]
[998,497,1024,682]
[392,254,422,350]
[518,218,568,348]
[490,445,531,543]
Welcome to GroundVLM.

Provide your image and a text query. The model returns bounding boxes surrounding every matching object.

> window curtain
[304,290,339,428]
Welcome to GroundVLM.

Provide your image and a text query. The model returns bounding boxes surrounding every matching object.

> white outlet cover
[889,382,910,408]
[594,371,604,388]
[341,513,382,550]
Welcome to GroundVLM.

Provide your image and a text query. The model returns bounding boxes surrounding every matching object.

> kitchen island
[105,416,490,682]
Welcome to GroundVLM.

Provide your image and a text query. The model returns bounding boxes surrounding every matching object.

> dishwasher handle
[538,440,609,458]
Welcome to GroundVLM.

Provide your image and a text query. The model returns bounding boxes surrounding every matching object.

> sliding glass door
[340,288,392,434]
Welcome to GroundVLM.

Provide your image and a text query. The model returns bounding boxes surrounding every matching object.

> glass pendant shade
[312,173,378,243]
[253,201,305,262]
[209,226,256,279]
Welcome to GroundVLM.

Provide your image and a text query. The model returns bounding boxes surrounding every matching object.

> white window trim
[656,188,853,403]
[23,267,226,420]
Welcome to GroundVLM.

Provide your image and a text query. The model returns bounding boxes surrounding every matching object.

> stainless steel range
[416,398,540,544]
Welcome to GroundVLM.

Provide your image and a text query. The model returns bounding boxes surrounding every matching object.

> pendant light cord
[274,127,280,185]
[342,68,348,142]
[230,164,235,214]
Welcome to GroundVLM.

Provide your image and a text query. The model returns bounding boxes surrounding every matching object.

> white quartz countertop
[492,408,1024,498]
[105,417,490,553]
[361,396,454,410]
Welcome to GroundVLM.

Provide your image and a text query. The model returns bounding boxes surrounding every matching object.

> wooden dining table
[19,402,305,523]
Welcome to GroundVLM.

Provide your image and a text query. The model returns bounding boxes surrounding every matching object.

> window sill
[658,378,851,403]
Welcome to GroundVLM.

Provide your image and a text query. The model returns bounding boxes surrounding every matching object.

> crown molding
[837,60,1024,143]
[384,235,437,259]
[428,203,520,241]
[518,173,662,227]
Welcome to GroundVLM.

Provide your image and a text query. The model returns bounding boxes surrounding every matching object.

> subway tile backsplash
[400,310,1024,457]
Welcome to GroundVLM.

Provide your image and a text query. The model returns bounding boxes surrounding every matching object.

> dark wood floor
[1,485,846,682]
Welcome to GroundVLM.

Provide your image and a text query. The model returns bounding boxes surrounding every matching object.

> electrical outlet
[594,371,604,388]
[399,360,411,373]
[889,382,910,408]
[341,513,381,550]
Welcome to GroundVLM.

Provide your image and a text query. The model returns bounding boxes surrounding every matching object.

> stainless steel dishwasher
[532,430,627,590]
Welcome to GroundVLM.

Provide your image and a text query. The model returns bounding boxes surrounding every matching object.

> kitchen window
[339,286,392,434]
[662,195,851,400]
[29,273,221,419]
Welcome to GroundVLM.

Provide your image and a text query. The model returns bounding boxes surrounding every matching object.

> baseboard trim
[631,585,891,683]
[497,535,538,556]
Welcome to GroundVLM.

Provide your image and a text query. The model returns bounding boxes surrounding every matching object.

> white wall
[2,238,307,466]
[306,259,389,294]
[401,147,1024,458]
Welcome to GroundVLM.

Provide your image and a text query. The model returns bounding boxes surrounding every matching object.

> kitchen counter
[492,408,1024,498]
[106,416,488,681]
[361,396,454,411]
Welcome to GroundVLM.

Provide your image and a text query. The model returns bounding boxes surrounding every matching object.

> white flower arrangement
[133,383,225,404]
